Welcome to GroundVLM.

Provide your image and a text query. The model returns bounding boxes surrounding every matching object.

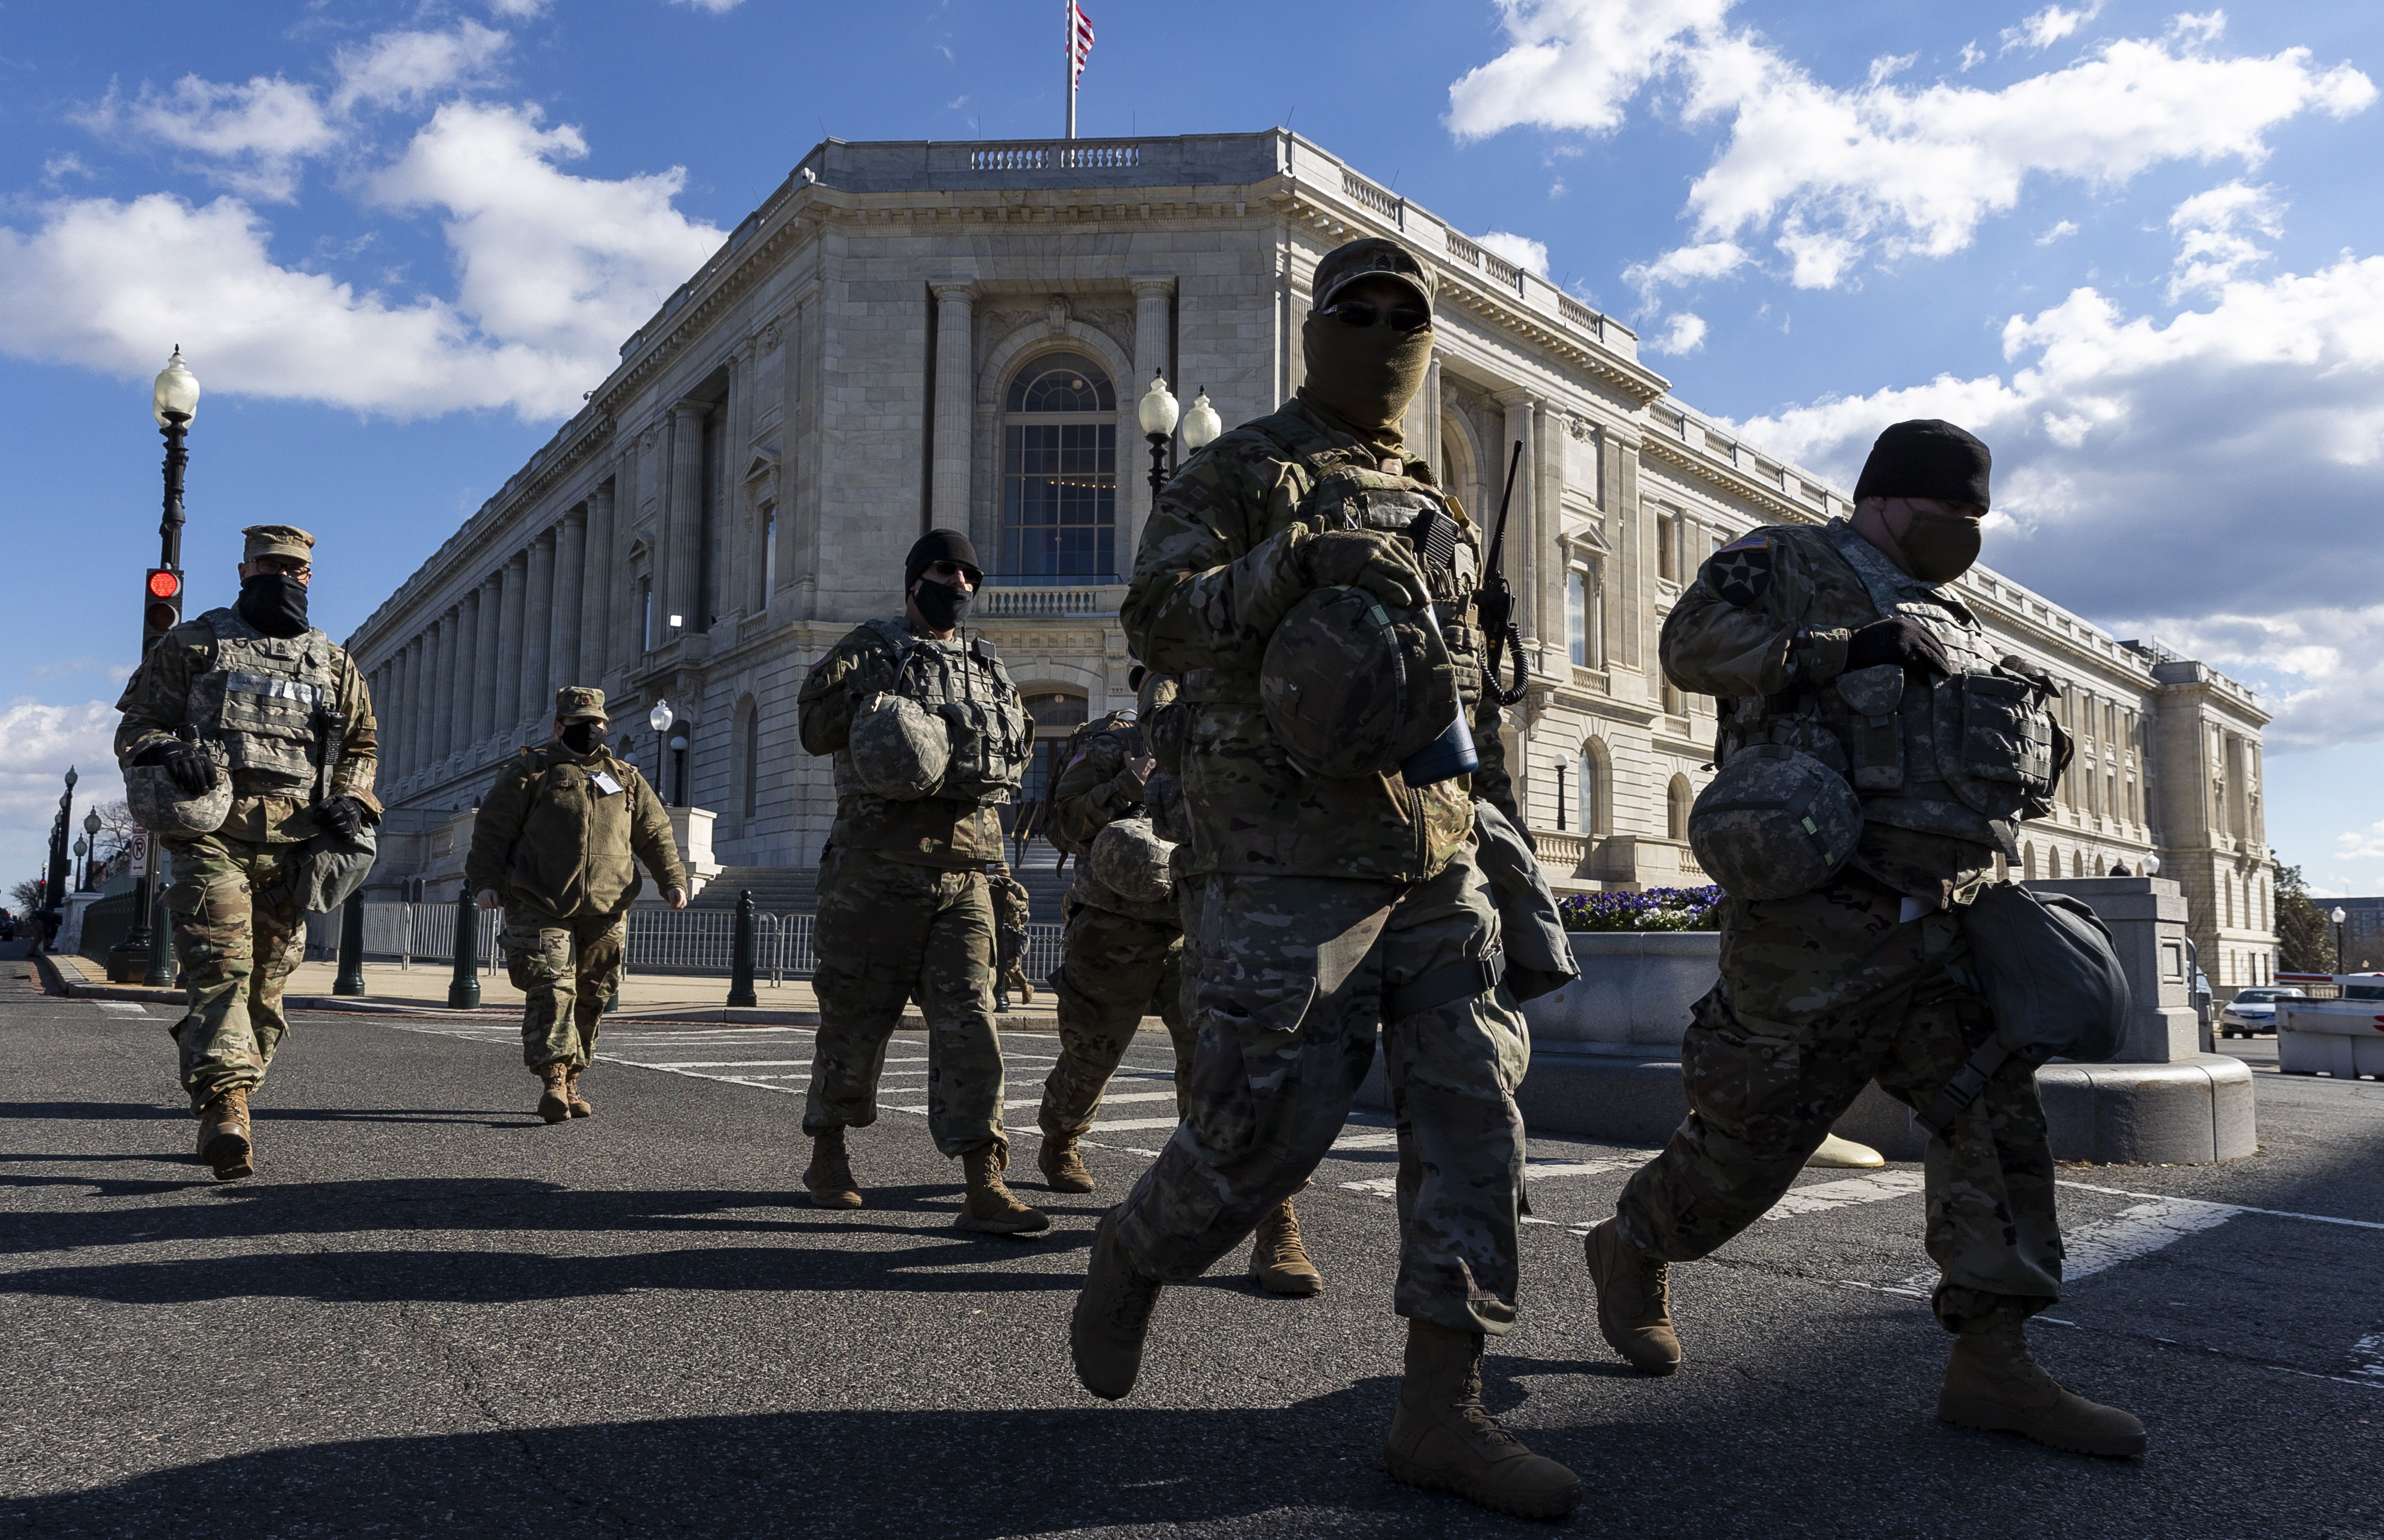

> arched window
[1014,689,1090,839]
[1578,740,1608,837]
[1666,773,1692,842]
[2050,848,2064,878]
[2022,842,2036,880]
[1002,354,1117,582]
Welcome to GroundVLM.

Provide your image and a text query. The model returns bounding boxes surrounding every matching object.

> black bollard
[334,890,367,996]
[448,884,482,1009]
[728,888,758,1008]
[143,880,175,989]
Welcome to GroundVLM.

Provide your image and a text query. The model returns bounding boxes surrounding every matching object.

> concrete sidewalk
[36,950,1077,1031]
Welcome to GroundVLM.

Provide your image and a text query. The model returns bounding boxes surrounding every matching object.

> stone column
[471,572,502,748]
[497,550,528,737]
[579,479,614,681]
[395,639,419,781]
[552,506,587,690]
[451,588,481,764]
[1129,276,1176,560]
[666,403,707,635]
[930,283,976,534]
[428,610,456,767]
[1497,391,1539,646]
[375,658,398,780]
[524,528,556,723]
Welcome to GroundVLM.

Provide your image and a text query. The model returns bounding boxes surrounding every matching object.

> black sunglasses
[1318,299,1432,334]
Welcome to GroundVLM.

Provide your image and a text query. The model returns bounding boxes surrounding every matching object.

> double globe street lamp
[1137,373,1224,507]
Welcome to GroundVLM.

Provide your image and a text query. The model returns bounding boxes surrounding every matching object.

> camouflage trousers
[162,833,311,1109]
[503,905,627,1070]
[1038,901,1190,1140]
[1614,869,2063,1330]
[1112,848,1532,1336]
[805,847,1007,1158]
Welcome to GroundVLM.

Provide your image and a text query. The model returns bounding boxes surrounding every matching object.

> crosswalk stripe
[1763,1171,1926,1218]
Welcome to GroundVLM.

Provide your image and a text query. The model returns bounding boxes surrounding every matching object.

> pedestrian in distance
[794,529,1049,1236]
[1585,418,2146,1458]
[465,688,687,1124]
[987,861,1034,1011]
[112,524,380,1181]
[1069,237,1580,1520]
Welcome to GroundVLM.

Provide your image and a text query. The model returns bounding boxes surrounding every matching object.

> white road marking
[2057,1180,2384,1233]
[1340,1178,1398,1198]
[1764,1170,1926,1218]
[95,1002,147,1015]
[2062,1196,2241,1279]
[2353,1333,2384,1381]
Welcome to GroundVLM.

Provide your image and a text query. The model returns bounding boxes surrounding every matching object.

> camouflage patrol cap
[1687,745,1862,902]
[242,524,315,563]
[849,690,950,800]
[554,686,608,723]
[1313,237,1434,311]
[1260,586,1457,782]
[1088,816,1175,908]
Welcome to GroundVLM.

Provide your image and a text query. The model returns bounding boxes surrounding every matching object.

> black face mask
[561,722,607,756]
[237,573,310,638]
[911,576,973,632]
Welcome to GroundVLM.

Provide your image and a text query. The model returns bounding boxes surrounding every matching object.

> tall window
[760,503,778,606]
[1666,774,1692,841]
[1002,354,1117,582]
[1566,569,1588,667]
[639,577,654,653]
[1656,510,1680,582]
[739,697,761,820]
[1578,744,1603,837]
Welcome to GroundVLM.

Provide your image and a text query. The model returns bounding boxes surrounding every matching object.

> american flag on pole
[1069,0,1095,86]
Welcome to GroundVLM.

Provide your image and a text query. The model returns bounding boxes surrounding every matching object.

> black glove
[1998,654,2061,699]
[139,739,220,796]
[1843,617,1950,680]
[318,796,368,842]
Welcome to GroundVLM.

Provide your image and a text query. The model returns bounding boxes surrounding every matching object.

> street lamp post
[2332,906,2349,973]
[46,768,77,939]
[73,837,89,892]
[648,700,680,806]
[115,350,201,984]
[81,810,101,891]
[1137,371,1179,510]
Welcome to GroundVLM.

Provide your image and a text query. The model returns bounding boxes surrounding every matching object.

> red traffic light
[147,569,181,599]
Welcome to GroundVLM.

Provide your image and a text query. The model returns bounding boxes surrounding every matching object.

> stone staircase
[690,838,1076,926]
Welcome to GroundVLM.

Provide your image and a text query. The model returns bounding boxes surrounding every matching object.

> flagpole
[1065,0,1077,140]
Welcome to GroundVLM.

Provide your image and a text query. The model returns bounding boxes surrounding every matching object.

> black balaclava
[911,575,973,632]
[905,528,980,631]
[237,572,310,638]
[1852,419,1993,583]
[561,721,606,756]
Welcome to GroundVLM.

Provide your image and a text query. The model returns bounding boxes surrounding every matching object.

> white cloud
[1476,230,1552,276]
[487,0,551,17]
[85,75,338,202]
[2338,820,2384,861]
[2035,219,2079,245]
[2001,2,2104,54]
[2167,180,2283,299]
[1725,246,2384,750]
[670,0,747,10]
[1651,311,1708,353]
[1449,0,2373,293]
[331,22,510,114]
[0,700,123,888]
[1623,237,1749,306]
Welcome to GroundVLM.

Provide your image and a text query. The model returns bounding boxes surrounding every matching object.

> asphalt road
[2,944,2380,1540]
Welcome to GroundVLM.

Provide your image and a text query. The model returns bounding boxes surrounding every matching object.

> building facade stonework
[346,130,2280,988]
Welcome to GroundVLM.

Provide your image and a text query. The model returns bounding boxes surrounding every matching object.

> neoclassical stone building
[347,129,2280,988]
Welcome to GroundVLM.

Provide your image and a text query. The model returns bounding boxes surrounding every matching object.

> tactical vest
[187,609,343,796]
[1045,709,1140,858]
[1721,525,2057,858]
[830,619,1030,808]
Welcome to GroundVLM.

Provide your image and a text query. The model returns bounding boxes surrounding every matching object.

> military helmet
[1260,586,1457,781]
[1687,745,1861,901]
[124,743,233,839]
[1088,816,1175,907]
[848,690,949,800]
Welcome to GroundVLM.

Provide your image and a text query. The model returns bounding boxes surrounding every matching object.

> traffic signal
[143,568,183,652]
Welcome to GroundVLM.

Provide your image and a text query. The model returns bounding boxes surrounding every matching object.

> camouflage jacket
[1662,519,2046,903]
[1122,397,1504,883]
[796,617,1022,868]
[1051,714,1147,853]
[988,867,1031,971]
[466,744,686,918]
[113,609,380,845]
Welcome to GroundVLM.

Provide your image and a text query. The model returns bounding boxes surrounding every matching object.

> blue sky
[3,0,2381,893]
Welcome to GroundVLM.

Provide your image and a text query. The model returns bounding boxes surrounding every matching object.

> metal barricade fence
[363,902,498,973]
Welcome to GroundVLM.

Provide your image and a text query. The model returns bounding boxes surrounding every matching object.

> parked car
[2219,986,2307,1038]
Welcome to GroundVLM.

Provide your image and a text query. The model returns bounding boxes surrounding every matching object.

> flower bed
[1557,885,1722,933]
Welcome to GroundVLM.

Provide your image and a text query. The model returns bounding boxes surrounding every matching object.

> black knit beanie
[905,528,983,589]
[1852,420,1992,510]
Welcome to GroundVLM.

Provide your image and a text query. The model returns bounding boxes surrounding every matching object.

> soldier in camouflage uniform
[1587,419,2146,1458]
[795,529,1048,1236]
[113,525,380,1181]
[988,863,1033,1009]
[466,687,688,1123]
[1069,239,1580,1520]
[1035,669,1323,1295]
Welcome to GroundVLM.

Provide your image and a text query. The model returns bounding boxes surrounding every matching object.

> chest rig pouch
[1297,462,1489,719]
[859,619,1031,807]
[188,611,342,793]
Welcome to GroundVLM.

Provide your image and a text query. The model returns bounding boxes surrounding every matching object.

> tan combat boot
[1038,1136,1095,1194]
[1938,1314,2147,1457]
[1071,1208,1162,1399]
[1585,1219,1681,1375]
[535,1064,571,1125]
[196,1088,253,1181]
[564,1065,594,1118]
[1248,1199,1322,1296]
[957,1144,1051,1235]
[802,1128,864,1209]
[1384,1318,1583,1520]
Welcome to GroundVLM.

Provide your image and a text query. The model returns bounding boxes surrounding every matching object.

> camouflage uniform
[1615,517,2066,1326]
[1038,714,1192,1139]
[465,714,685,1071]
[1110,394,1532,1337]
[114,608,379,1109]
[989,865,1033,1003]
[797,616,1031,1158]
